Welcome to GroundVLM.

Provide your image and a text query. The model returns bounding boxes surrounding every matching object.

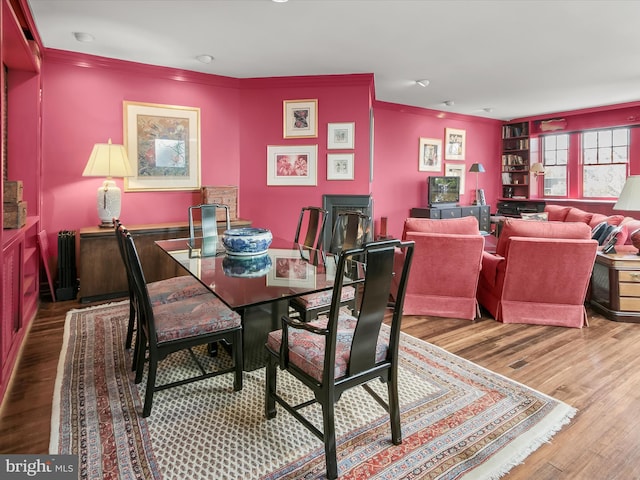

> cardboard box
[3,180,24,203]
[201,185,238,220]
[3,201,27,229]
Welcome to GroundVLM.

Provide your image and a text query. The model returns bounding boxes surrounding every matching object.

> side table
[590,251,640,322]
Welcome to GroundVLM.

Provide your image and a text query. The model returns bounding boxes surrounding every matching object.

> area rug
[50,301,576,480]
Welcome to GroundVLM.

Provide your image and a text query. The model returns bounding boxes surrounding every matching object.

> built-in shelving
[501,122,530,199]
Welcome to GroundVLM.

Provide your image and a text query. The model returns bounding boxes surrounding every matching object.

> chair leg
[125,301,135,349]
[265,356,277,419]
[321,400,338,480]
[387,375,402,445]
[142,357,157,417]
[233,330,243,391]
[134,328,147,384]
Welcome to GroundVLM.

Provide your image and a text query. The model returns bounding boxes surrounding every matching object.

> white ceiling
[25,0,640,121]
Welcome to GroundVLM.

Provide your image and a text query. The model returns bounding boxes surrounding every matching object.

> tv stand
[411,205,490,232]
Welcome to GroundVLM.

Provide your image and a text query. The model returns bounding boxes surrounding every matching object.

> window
[542,134,569,197]
[582,128,629,198]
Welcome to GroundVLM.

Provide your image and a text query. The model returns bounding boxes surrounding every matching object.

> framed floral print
[267,145,318,186]
[283,99,318,138]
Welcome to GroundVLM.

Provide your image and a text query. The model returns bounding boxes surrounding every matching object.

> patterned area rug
[50,301,576,479]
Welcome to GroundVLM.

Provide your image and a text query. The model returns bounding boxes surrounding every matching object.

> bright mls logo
[0,455,77,479]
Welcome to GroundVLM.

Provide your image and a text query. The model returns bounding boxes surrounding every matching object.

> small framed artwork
[327,122,355,149]
[327,153,354,180]
[444,162,465,191]
[283,99,318,138]
[267,145,318,186]
[418,137,442,172]
[124,101,201,191]
[445,128,466,160]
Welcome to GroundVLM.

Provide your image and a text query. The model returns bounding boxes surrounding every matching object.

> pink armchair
[477,218,598,328]
[400,216,484,320]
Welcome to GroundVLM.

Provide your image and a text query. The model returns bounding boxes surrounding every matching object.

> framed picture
[327,153,354,180]
[266,249,316,288]
[444,162,465,191]
[327,122,355,149]
[123,101,200,191]
[418,137,442,172]
[283,99,318,138]
[445,128,466,160]
[267,145,318,186]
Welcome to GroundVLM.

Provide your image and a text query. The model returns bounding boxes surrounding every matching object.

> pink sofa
[477,218,598,328]
[400,216,484,320]
[544,205,640,253]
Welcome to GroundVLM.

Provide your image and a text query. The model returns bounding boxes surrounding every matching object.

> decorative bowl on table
[222,253,273,278]
[221,227,273,256]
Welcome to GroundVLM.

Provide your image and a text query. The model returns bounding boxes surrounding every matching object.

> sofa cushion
[565,207,593,225]
[544,205,572,222]
[588,213,625,228]
[402,215,479,240]
[496,218,591,257]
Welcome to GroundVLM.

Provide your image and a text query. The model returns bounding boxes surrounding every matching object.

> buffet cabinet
[410,205,491,232]
[78,219,251,303]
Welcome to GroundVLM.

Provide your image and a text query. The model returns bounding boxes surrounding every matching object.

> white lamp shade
[82,139,133,178]
[614,176,640,211]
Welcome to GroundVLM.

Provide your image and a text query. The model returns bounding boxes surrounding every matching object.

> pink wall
[37,50,505,262]
[372,102,502,238]
[237,75,374,240]
[40,50,241,249]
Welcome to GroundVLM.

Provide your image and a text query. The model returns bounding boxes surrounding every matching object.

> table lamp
[82,139,133,228]
[469,163,485,205]
[613,175,640,255]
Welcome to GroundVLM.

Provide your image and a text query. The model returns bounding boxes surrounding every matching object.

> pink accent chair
[400,216,484,320]
[477,218,598,328]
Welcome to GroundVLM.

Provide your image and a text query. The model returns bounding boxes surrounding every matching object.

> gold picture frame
[283,99,318,138]
[124,101,200,191]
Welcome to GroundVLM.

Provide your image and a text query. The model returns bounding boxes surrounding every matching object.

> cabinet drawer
[619,271,640,283]
[619,296,640,312]
[440,208,461,219]
[619,282,640,296]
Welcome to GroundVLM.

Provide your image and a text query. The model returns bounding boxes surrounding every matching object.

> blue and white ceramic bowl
[222,253,273,278]
[222,227,273,256]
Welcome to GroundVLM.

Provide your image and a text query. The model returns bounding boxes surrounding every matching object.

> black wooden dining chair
[113,219,209,356]
[294,206,328,250]
[121,228,243,417]
[265,239,414,480]
[188,203,231,246]
[289,210,370,321]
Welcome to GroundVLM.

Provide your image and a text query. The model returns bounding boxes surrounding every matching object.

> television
[428,176,460,207]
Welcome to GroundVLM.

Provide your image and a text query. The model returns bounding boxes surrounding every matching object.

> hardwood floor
[1,299,639,479]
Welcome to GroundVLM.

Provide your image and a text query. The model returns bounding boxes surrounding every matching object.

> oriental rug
[50,301,576,480]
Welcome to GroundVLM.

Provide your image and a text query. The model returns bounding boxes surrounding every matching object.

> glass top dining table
[155,235,356,370]
[155,235,345,311]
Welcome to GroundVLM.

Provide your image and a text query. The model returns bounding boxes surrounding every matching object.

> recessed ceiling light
[416,79,430,87]
[272,0,289,3]
[483,107,493,113]
[196,54,214,64]
[443,100,455,107]
[73,32,94,42]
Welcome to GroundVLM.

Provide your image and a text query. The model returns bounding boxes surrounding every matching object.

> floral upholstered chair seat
[153,295,241,343]
[266,311,388,382]
[293,285,355,309]
[147,276,209,306]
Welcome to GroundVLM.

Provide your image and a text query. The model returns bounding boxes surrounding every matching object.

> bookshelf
[501,121,530,199]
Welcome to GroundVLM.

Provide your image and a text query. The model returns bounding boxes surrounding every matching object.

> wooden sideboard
[78,219,251,303]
